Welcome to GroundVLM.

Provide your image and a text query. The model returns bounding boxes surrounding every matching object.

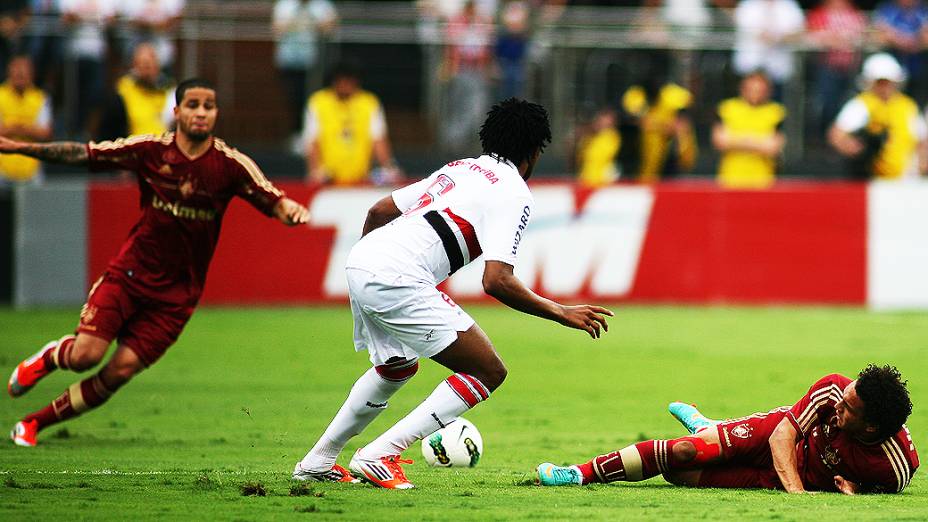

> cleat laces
[384,456,413,481]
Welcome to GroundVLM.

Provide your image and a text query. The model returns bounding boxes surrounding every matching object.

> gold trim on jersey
[213,138,282,197]
[89,132,173,152]
[881,436,913,492]
[796,384,843,434]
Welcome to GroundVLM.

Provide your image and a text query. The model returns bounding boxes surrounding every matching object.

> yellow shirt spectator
[715,97,786,189]
[0,80,51,183]
[577,109,620,188]
[304,88,386,185]
[832,91,926,180]
[622,83,697,182]
[116,74,175,136]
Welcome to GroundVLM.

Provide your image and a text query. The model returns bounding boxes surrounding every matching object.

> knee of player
[672,440,697,463]
[69,348,104,371]
[481,361,508,392]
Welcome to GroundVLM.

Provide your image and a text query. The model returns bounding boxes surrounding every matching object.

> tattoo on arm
[17,141,89,165]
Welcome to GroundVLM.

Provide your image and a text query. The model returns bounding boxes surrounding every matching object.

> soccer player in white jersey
[292,98,614,488]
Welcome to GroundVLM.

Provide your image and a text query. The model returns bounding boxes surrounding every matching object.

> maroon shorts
[696,407,791,490]
[77,273,195,366]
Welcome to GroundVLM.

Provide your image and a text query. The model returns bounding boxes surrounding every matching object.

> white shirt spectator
[120,0,185,67]
[60,0,117,59]
[272,0,337,70]
[733,0,805,82]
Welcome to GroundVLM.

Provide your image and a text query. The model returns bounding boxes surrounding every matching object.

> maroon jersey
[788,374,919,493]
[87,133,284,305]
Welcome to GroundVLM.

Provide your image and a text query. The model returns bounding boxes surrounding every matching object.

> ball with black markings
[421,417,483,467]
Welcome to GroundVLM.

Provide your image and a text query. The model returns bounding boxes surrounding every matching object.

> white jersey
[346,154,533,284]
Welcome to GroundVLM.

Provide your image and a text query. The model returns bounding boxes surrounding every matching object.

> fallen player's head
[479,98,552,180]
[854,364,912,440]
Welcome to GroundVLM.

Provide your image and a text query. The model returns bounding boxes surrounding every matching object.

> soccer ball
[421,417,483,467]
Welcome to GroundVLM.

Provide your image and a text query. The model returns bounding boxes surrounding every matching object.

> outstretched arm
[482,260,613,339]
[769,417,806,493]
[0,136,88,165]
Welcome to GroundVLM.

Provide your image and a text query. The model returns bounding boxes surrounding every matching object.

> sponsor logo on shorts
[425,329,435,341]
[730,423,753,439]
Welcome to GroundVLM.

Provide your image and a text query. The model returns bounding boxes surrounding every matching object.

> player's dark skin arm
[361,194,402,237]
[769,418,807,493]
[483,261,613,339]
[0,136,88,165]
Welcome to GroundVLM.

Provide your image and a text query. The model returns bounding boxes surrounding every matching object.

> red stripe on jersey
[446,374,480,407]
[459,373,489,400]
[443,208,483,260]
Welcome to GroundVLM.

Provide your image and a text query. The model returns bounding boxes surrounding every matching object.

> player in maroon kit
[537,364,917,494]
[3,78,310,447]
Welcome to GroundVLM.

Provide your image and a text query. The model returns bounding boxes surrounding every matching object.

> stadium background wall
[9,181,927,309]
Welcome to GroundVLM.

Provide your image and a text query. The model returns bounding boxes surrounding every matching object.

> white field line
[0,469,281,476]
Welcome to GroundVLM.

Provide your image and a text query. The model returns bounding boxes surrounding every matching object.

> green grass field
[1,305,926,520]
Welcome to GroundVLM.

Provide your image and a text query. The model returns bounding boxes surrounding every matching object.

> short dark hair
[327,60,361,85]
[479,98,552,167]
[175,78,216,105]
[856,364,912,440]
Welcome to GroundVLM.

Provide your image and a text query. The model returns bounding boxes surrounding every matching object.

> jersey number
[404,174,455,216]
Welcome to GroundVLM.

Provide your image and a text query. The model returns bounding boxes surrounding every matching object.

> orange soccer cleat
[8,338,64,398]
[349,451,415,489]
[10,420,39,447]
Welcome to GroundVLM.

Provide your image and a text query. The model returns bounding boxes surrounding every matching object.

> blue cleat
[668,402,718,434]
[536,462,583,486]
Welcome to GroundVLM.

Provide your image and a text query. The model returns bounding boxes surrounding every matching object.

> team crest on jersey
[178,176,197,199]
[730,423,753,439]
[158,164,173,176]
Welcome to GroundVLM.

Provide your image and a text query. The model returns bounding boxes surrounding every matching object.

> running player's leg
[12,344,145,447]
[8,276,128,397]
[295,285,418,480]
[356,323,503,461]
[538,428,724,486]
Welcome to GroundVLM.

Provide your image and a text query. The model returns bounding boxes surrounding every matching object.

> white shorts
[346,267,475,367]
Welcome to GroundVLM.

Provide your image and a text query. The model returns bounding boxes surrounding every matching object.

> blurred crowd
[2,0,928,188]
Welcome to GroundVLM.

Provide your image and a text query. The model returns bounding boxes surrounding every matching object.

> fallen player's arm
[361,194,402,237]
[273,197,310,226]
[769,417,806,493]
[833,475,860,495]
[482,260,613,339]
[0,136,88,165]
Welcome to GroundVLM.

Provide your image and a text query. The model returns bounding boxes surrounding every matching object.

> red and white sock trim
[445,373,490,408]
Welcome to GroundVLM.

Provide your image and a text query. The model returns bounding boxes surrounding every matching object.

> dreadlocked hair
[856,364,912,440]
[479,98,552,167]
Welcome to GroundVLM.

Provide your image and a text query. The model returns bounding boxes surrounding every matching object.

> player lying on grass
[292,98,613,488]
[4,78,310,447]
[537,364,917,494]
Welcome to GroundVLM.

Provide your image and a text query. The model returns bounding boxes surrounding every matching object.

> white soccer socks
[300,363,416,472]
[357,372,490,460]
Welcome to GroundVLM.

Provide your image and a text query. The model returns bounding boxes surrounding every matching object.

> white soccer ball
[421,417,483,467]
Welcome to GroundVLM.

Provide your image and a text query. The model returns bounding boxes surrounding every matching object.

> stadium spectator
[0,0,29,81]
[97,43,175,141]
[4,78,310,448]
[621,79,697,182]
[119,0,185,73]
[806,0,867,133]
[60,0,116,138]
[732,0,805,98]
[303,61,401,186]
[873,0,928,104]
[25,0,65,95]
[537,364,917,494]
[0,55,52,185]
[272,0,337,142]
[293,98,612,488]
[494,0,530,100]
[828,52,928,180]
[439,0,494,156]
[713,71,786,189]
[576,107,620,188]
